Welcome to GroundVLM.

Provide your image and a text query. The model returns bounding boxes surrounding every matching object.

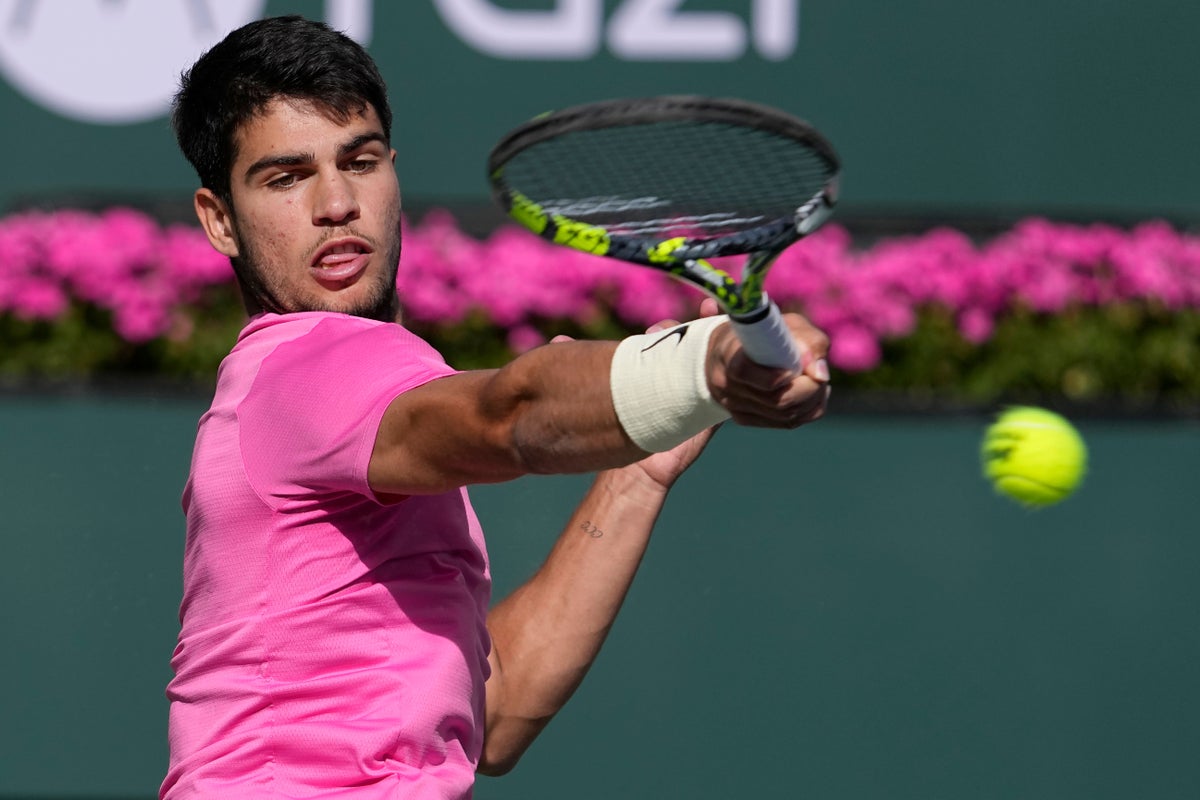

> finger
[783,314,831,379]
[726,383,831,429]
[550,334,575,343]
[723,349,805,392]
[720,371,830,417]
[807,357,831,383]
[729,403,827,430]
[646,319,681,334]
[707,323,799,392]
[698,297,721,318]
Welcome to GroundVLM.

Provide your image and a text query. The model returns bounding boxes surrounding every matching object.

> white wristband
[609,315,731,453]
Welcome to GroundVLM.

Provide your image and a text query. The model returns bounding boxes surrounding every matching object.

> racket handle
[728,300,801,369]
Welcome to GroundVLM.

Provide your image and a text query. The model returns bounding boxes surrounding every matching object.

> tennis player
[161,15,830,800]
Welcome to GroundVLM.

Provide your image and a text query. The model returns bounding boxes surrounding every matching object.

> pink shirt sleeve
[238,316,456,502]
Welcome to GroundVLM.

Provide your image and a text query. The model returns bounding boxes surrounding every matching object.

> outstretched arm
[367,311,830,496]
[477,421,714,776]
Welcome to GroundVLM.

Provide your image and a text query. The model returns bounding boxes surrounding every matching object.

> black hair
[172,15,393,205]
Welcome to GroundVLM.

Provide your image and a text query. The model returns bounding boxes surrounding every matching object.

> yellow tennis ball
[981,406,1087,507]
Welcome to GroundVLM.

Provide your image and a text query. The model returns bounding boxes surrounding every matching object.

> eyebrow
[242,132,390,184]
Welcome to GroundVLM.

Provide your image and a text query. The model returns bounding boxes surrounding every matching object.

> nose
[313,169,360,226]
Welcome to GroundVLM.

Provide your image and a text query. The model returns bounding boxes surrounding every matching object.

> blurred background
[4,0,1199,219]
[1,2,1197,798]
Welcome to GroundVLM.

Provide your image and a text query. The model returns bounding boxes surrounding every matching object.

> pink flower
[958,307,995,344]
[2,207,1199,362]
[12,279,69,320]
[115,302,171,343]
[506,324,546,354]
[828,323,881,372]
[609,266,690,327]
[162,224,233,290]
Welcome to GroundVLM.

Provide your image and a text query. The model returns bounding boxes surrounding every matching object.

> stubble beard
[231,224,403,324]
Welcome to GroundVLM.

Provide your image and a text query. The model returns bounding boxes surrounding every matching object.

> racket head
[487,95,841,313]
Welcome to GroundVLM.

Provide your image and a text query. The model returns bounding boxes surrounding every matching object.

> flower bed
[2,206,1198,409]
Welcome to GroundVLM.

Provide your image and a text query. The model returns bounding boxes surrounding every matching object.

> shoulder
[239,311,431,352]
[239,312,457,409]
[231,314,459,491]
[237,312,447,372]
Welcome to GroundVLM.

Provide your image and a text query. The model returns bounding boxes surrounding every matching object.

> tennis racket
[487,95,840,369]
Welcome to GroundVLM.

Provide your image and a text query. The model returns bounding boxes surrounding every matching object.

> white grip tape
[729,300,801,369]
[609,315,731,453]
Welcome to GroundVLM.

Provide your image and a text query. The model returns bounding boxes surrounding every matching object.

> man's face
[201,97,403,320]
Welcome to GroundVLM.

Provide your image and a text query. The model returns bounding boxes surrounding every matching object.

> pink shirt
[162,313,492,799]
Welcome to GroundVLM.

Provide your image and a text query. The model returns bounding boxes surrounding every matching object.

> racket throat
[728,300,773,324]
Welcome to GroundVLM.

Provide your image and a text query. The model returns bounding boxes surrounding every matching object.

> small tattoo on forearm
[581,521,603,538]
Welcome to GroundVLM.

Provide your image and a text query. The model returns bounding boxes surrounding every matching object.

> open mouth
[310,239,372,285]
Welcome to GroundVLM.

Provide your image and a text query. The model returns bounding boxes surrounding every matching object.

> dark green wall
[2,393,1198,799]
[2,1,1198,220]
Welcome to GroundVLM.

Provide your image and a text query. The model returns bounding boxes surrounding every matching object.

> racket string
[501,121,835,240]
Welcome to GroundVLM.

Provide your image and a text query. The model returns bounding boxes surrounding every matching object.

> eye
[347,157,378,174]
[267,172,299,190]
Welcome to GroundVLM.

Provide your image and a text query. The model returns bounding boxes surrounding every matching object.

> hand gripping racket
[487,95,840,368]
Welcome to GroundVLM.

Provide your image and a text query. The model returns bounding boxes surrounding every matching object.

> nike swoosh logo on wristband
[641,325,688,352]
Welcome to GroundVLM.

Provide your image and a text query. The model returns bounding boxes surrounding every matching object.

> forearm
[479,467,669,775]
[370,340,647,494]
[500,342,644,475]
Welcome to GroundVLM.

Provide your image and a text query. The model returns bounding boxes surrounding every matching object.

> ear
[193,188,240,258]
